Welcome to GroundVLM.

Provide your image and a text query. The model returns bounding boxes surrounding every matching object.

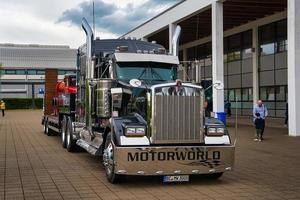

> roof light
[157,48,166,54]
[117,46,128,52]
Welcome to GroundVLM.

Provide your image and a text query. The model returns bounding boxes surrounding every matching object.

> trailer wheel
[66,117,76,152]
[61,116,68,148]
[43,117,47,134]
[103,133,120,183]
[45,118,52,136]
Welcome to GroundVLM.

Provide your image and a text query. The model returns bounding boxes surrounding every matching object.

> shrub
[2,98,43,110]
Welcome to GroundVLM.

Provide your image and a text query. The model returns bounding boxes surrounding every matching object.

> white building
[0,43,77,98]
[122,0,300,137]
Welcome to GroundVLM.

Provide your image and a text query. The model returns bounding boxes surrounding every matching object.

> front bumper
[114,145,235,176]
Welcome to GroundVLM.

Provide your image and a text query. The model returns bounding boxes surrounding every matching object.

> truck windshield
[116,62,176,82]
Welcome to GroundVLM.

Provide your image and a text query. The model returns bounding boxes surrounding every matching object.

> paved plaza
[0,110,300,200]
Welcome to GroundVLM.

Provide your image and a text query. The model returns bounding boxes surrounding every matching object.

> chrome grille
[152,94,203,144]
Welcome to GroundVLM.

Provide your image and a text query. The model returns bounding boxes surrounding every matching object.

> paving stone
[0,110,300,200]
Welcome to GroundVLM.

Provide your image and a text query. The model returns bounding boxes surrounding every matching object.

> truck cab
[55,18,235,183]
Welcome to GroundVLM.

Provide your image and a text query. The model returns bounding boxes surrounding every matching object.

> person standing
[225,100,232,117]
[0,100,5,117]
[254,113,264,142]
[253,100,268,140]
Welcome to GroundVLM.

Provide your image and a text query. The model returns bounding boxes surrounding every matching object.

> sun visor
[114,53,179,65]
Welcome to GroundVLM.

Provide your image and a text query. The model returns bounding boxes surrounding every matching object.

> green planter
[2,98,43,110]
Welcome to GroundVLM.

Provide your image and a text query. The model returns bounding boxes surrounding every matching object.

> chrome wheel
[45,119,49,135]
[103,142,114,176]
[102,133,120,183]
[43,118,47,133]
[61,117,67,148]
[66,118,76,152]
[67,127,71,147]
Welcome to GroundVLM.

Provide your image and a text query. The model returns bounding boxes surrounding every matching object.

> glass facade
[258,19,287,117]
[179,19,287,118]
[224,30,253,116]
[2,69,76,75]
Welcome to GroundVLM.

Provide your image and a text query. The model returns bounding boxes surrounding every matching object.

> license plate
[163,175,189,183]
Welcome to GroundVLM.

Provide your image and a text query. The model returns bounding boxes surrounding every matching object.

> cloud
[57,0,180,35]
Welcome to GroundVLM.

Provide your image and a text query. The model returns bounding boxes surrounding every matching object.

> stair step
[76,139,103,156]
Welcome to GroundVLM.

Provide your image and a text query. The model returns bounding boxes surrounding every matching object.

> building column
[212,1,224,112]
[169,23,177,55]
[288,0,300,136]
[182,48,188,81]
[252,26,259,105]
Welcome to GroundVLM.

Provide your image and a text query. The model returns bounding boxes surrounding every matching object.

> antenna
[93,1,95,37]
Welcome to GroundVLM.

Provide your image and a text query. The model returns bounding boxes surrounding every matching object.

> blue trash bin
[216,112,227,126]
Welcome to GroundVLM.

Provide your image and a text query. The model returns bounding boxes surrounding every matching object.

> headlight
[125,127,146,137]
[126,128,136,134]
[217,128,225,134]
[136,127,145,135]
[208,128,217,134]
[206,127,225,136]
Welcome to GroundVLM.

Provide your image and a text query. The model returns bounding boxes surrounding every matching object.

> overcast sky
[0,0,179,48]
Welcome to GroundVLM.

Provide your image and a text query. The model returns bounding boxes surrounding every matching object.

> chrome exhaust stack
[81,17,94,130]
[172,25,181,57]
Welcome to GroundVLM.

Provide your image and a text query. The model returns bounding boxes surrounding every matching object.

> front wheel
[103,133,121,183]
[66,117,77,152]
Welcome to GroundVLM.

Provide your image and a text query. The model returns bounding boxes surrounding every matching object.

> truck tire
[45,118,52,136]
[66,117,77,152]
[43,117,47,134]
[103,133,121,183]
[61,116,68,148]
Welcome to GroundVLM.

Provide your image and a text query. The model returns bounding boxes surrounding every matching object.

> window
[242,48,252,59]
[224,89,228,101]
[116,62,176,81]
[5,70,16,74]
[276,20,287,41]
[242,30,252,49]
[275,40,287,53]
[276,86,285,101]
[260,43,275,55]
[249,88,253,101]
[58,70,66,75]
[228,33,241,51]
[260,87,267,101]
[229,90,235,101]
[259,23,275,45]
[27,70,36,75]
[235,89,242,101]
[260,87,275,101]
[36,70,45,75]
[242,88,249,101]
[16,70,26,75]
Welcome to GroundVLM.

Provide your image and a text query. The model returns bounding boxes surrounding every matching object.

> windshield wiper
[138,68,147,79]
[150,68,164,80]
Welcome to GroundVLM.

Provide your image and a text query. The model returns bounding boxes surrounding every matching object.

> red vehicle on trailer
[43,74,77,148]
